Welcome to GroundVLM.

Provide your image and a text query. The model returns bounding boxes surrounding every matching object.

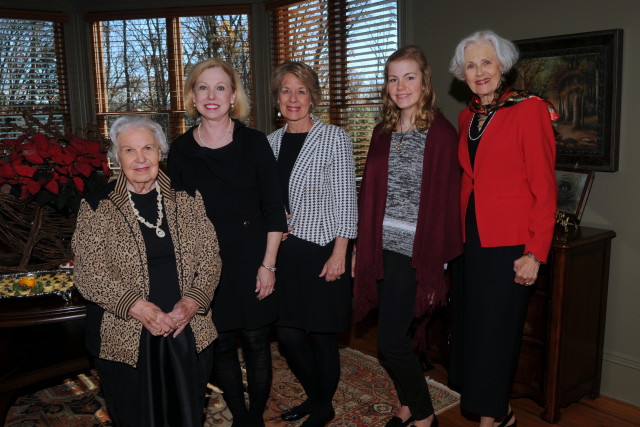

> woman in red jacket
[448,30,558,427]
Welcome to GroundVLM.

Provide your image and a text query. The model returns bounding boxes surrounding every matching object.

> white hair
[449,30,519,81]
[107,115,168,164]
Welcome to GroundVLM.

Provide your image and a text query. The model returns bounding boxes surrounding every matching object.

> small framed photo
[555,168,595,221]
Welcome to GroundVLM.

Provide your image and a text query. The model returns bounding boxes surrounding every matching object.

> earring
[277,111,282,118]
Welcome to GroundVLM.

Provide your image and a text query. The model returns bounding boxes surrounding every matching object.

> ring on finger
[156,329,162,335]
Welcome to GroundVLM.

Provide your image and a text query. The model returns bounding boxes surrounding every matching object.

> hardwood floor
[338,314,640,427]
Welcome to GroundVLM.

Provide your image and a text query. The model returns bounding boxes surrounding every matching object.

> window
[0,11,70,138]
[269,0,398,176]
[87,7,253,142]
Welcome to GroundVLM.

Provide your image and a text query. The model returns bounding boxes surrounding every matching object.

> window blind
[269,0,398,177]
[87,7,253,142]
[0,13,69,138]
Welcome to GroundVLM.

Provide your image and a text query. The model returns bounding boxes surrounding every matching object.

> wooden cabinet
[511,226,615,423]
[0,291,90,424]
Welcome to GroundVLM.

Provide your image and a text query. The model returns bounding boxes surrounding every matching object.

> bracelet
[261,263,277,272]
[525,252,541,265]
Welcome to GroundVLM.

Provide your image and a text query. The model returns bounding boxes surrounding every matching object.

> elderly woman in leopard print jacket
[72,115,221,427]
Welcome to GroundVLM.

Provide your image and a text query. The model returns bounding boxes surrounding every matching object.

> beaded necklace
[127,181,165,238]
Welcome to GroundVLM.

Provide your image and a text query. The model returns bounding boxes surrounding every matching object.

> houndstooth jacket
[268,117,358,246]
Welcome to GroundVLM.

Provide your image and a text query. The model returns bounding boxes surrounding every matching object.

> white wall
[407,0,640,406]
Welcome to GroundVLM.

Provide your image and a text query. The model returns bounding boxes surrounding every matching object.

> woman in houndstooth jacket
[267,61,358,427]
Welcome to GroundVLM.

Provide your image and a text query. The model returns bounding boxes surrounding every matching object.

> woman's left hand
[513,255,540,286]
[320,253,345,282]
[168,297,199,338]
[255,266,276,300]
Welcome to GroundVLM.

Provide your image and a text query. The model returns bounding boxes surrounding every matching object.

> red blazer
[458,98,557,262]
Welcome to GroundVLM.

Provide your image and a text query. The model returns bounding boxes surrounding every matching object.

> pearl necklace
[468,111,496,142]
[127,181,165,238]
[197,118,233,148]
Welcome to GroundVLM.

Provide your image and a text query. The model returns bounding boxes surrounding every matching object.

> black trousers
[449,198,532,418]
[275,327,340,410]
[377,250,434,421]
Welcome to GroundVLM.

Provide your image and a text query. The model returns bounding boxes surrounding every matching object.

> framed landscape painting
[514,29,623,172]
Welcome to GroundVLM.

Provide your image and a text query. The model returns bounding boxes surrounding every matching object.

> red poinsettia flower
[72,176,85,192]
[23,150,45,165]
[45,177,59,195]
[13,164,36,177]
[0,132,112,212]
[18,176,42,195]
[0,162,14,179]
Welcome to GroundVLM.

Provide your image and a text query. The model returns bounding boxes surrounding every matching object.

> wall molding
[603,350,640,371]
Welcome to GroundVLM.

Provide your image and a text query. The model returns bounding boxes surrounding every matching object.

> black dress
[275,132,352,333]
[168,121,287,332]
[450,112,533,418]
[94,189,212,427]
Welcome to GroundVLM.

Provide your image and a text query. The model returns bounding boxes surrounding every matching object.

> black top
[468,111,494,168]
[129,189,180,312]
[167,120,287,331]
[276,132,307,213]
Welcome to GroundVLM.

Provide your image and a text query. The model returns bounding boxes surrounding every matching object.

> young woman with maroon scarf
[353,45,463,427]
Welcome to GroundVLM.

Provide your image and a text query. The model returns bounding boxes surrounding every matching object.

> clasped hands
[128,296,199,338]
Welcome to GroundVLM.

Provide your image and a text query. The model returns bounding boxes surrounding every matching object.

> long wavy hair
[380,45,437,134]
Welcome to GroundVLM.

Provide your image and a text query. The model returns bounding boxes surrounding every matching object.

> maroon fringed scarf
[353,113,463,344]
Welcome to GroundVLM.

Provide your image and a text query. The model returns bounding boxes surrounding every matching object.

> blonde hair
[184,58,250,119]
[380,45,437,134]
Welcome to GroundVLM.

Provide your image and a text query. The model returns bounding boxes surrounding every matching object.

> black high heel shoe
[497,411,517,427]
[408,413,438,427]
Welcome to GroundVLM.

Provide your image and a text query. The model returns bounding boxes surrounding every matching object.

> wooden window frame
[86,6,253,142]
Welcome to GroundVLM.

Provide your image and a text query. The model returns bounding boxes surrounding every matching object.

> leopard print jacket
[71,170,221,367]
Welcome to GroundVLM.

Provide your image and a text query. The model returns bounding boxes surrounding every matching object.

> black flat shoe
[497,411,517,427]
[300,407,335,427]
[281,400,313,421]
[385,415,415,427]
[409,414,438,427]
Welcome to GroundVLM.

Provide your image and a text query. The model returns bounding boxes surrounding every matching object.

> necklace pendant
[155,228,166,238]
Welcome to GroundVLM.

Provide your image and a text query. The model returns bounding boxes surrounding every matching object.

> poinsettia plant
[0,132,111,213]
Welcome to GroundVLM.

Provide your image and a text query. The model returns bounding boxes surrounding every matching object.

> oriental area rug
[6,343,460,426]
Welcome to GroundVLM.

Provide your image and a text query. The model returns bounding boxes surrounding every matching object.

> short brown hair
[184,58,250,119]
[270,61,322,108]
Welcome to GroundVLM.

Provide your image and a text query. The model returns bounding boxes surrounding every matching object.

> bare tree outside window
[89,8,252,142]
[0,18,69,138]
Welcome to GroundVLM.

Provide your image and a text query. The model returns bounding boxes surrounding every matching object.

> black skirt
[275,235,352,332]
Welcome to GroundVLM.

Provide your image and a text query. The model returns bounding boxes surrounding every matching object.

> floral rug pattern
[7,344,459,426]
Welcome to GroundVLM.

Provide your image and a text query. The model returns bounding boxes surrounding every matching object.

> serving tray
[0,270,75,301]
